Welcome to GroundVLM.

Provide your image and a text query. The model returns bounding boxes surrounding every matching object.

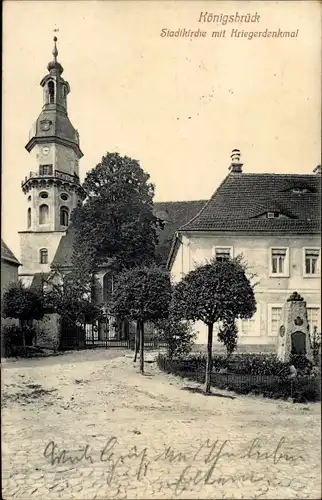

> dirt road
[2,349,321,499]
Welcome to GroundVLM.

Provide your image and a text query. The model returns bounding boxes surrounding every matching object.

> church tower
[19,37,86,286]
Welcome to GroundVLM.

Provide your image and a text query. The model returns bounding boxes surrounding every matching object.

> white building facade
[168,151,321,349]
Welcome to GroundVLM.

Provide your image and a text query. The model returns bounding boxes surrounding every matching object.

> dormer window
[292,187,309,194]
[284,185,314,194]
[266,211,283,219]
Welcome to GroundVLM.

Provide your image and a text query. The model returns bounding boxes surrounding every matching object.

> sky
[2,0,321,259]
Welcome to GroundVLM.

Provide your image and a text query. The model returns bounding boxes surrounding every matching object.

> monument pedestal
[276,292,313,363]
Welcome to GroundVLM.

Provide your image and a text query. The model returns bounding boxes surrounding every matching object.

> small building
[167,151,321,352]
[1,239,21,298]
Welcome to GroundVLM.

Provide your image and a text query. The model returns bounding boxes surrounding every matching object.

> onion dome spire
[47,36,64,75]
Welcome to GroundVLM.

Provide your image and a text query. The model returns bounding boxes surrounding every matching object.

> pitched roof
[51,226,77,268]
[1,240,21,266]
[51,200,207,268]
[26,109,82,158]
[154,201,207,265]
[30,272,50,291]
[180,173,321,233]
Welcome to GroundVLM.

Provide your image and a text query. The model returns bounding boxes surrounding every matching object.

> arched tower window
[48,81,55,104]
[39,248,48,264]
[27,208,31,228]
[39,204,49,225]
[60,206,69,226]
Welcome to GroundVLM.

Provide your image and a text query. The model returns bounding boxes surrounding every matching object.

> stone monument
[276,292,313,363]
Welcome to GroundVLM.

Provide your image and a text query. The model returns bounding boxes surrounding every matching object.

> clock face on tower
[42,146,50,156]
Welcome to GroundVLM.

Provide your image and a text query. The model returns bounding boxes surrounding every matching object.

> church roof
[154,200,207,264]
[51,201,206,268]
[30,273,50,291]
[51,226,77,269]
[26,110,82,158]
[1,240,21,266]
[180,173,321,233]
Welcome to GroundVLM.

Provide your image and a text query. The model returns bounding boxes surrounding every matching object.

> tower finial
[47,29,63,75]
[52,35,58,61]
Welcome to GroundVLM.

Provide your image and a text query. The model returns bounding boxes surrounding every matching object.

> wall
[34,313,60,350]
[1,262,20,356]
[170,232,321,345]
[54,144,80,177]
[33,143,79,177]
[18,231,65,276]
[1,260,19,298]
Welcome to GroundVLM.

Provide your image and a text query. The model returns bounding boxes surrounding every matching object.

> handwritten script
[43,436,305,496]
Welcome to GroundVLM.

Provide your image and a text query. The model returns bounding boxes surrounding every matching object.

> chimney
[229,149,243,173]
[313,165,321,175]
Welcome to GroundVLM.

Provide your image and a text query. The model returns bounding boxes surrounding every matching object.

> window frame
[39,164,53,176]
[39,248,48,264]
[39,204,49,225]
[303,247,321,278]
[269,247,290,277]
[48,80,55,104]
[307,305,321,335]
[267,304,283,337]
[27,208,31,228]
[238,305,260,337]
[213,246,234,262]
[60,206,69,227]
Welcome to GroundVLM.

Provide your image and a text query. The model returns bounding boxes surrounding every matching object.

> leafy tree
[111,265,172,373]
[2,281,45,350]
[153,316,196,359]
[172,256,257,393]
[71,152,161,281]
[217,318,238,357]
[44,273,102,347]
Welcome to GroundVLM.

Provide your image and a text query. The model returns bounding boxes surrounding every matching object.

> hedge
[156,354,321,403]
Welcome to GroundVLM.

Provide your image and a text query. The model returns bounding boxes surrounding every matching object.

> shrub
[215,353,291,378]
[2,281,44,326]
[157,353,290,377]
[309,327,321,366]
[156,354,320,403]
[153,317,196,359]
[289,354,313,374]
[1,325,37,357]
